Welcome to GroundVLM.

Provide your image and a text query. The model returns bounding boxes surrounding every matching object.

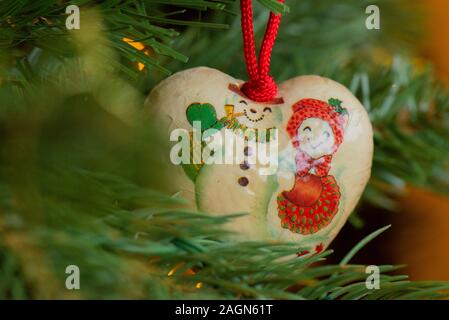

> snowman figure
[184,83,283,240]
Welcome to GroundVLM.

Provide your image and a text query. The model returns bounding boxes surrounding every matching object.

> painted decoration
[145,67,373,253]
[277,98,348,235]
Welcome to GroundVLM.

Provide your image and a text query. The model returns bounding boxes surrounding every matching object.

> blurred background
[1,0,449,299]
[330,0,449,281]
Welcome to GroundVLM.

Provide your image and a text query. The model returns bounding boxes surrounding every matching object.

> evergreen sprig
[1,166,448,299]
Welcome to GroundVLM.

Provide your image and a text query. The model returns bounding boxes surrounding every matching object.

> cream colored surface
[145,67,373,249]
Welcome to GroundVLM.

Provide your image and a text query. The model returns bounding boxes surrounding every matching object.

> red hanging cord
[240,0,284,103]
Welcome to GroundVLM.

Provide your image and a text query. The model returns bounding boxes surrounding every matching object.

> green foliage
[0,243,29,299]
[1,161,448,299]
[361,59,449,210]
[1,0,449,299]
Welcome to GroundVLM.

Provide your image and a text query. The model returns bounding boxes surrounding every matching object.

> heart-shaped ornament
[146,67,373,253]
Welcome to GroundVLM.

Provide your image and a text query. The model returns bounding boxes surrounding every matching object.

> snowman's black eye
[324,131,330,138]
[239,100,248,105]
[263,107,272,113]
[303,126,312,132]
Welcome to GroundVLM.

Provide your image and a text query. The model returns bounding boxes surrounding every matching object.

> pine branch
[0,0,231,81]
[0,242,29,299]
[1,165,448,299]
[355,58,449,209]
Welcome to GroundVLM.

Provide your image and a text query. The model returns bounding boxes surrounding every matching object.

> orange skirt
[277,174,341,235]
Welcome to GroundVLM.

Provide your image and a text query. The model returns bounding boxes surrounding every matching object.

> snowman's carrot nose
[224,105,244,118]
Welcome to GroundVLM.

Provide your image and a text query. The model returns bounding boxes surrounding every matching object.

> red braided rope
[240,0,284,102]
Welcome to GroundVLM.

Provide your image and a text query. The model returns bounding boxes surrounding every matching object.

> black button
[240,162,250,170]
[238,177,249,187]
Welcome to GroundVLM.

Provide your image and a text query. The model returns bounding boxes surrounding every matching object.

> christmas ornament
[145,0,373,253]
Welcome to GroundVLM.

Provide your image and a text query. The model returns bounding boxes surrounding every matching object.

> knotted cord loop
[240,0,284,102]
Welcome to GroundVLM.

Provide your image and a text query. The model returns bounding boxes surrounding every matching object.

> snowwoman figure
[277,98,348,235]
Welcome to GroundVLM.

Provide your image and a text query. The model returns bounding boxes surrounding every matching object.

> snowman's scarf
[217,116,276,143]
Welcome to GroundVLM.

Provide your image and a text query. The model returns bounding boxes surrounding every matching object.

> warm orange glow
[122,37,147,71]
[424,0,449,85]
[184,268,196,276]
[167,262,184,277]
[195,282,203,289]
[122,37,145,51]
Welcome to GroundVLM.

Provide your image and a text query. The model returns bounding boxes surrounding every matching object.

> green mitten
[186,103,223,131]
